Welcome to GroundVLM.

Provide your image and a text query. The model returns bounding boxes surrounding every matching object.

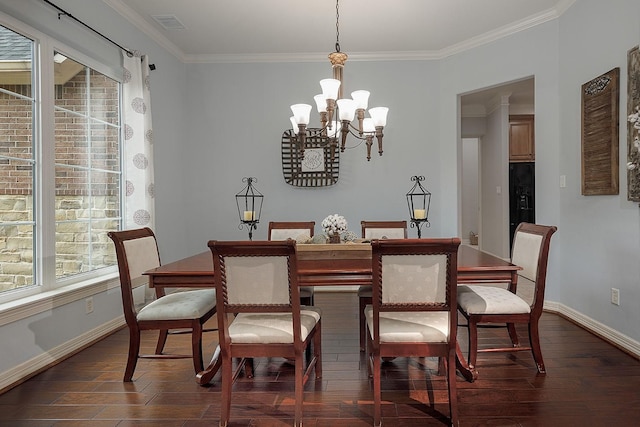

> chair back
[268,221,315,241]
[511,222,557,315]
[371,238,460,341]
[208,240,302,341]
[108,227,161,326]
[361,220,407,239]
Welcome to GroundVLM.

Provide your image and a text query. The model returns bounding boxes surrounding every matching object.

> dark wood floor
[1,292,639,427]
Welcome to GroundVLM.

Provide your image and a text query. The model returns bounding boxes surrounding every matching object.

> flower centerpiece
[322,214,348,243]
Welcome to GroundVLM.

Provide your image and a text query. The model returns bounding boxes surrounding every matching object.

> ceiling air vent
[151,15,186,30]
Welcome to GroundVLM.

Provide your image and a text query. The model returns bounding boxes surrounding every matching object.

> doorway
[459,77,535,258]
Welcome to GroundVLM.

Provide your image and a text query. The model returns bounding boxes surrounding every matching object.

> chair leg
[314,322,323,379]
[373,351,382,427]
[528,320,546,374]
[467,318,479,370]
[155,329,169,354]
[191,322,205,373]
[437,356,445,376]
[220,356,233,427]
[124,328,141,382]
[507,322,520,347]
[244,358,254,378]
[366,325,373,378]
[359,296,371,351]
[294,351,304,427]
[447,351,459,427]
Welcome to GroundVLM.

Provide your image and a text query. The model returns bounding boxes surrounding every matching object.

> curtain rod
[41,0,156,70]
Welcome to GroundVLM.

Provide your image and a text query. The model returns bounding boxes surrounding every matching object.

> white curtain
[121,51,155,229]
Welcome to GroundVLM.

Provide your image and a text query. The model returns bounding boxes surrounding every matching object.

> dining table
[144,243,521,384]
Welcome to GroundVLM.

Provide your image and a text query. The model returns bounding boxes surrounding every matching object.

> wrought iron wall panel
[281,128,340,187]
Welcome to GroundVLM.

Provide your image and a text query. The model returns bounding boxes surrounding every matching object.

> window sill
[0,272,121,327]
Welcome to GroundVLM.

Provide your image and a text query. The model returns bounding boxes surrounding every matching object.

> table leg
[196,345,221,385]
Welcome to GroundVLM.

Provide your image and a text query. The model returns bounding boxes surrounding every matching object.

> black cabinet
[509,162,535,250]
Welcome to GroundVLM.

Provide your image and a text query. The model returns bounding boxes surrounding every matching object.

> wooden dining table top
[144,243,521,287]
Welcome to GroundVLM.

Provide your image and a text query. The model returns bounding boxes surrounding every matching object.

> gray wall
[556,0,640,340]
[180,60,441,250]
[1,0,639,386]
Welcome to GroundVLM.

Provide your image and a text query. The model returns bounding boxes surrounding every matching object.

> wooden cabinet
[509,115,535,162]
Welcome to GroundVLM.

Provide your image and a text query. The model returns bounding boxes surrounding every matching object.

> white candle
[243,210,255,221]
[414,209,426,219]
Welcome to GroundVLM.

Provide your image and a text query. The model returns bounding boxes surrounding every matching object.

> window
[0,22,121,299]
[0,25,36,293]
[54,54,121,279]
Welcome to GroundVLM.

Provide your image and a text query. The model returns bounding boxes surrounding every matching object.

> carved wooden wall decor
[281,129,340,187]
[581,67,619,196]
[627,46,640,201]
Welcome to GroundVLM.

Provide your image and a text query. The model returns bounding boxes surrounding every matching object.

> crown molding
[103,0,576,64]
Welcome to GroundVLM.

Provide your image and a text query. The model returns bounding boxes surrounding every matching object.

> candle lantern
[235,177,263,240]
[406,175,431,238]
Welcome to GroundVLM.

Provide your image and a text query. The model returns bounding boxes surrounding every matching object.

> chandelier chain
[335,0,341,52]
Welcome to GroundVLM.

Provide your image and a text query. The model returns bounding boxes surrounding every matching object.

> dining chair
[457,222,557,376]
[208,239,322,427]
[365,238,461,427]
[108,227,217,382]
[358,220,407,351]
[268,221,316,306]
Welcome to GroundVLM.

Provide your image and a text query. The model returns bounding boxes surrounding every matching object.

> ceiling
[104,0,573,108]
[105,0,573,62]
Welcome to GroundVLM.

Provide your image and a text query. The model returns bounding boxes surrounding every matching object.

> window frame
[0,12,123,306]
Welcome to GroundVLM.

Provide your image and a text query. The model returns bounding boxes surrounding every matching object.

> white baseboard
[545,300,640,358]
[0,316,125,392]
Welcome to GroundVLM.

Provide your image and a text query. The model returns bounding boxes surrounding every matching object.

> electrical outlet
[85,297,94,314]
[611,288,620,306]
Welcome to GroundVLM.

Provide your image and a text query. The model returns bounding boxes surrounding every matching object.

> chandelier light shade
[235,177,263,240]
[406,175,431,238]
[289,0,389,162]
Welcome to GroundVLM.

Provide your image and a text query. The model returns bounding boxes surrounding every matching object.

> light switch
[560,175,566,188]
[496,186,501,194]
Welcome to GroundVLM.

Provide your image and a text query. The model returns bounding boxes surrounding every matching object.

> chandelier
[289,0,389,162]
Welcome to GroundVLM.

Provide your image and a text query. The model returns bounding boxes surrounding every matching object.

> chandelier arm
[356,109,365,135]
[304,127,329,138]
[345,123,373,140]
[296,124,307,159]
[375,126,384,156]
[365,135,373,161]
[340,137,365,151]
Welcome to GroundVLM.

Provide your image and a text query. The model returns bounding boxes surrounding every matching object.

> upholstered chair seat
[458,282,532,315]
[364,308,449,342]
[228,307,321,344]
[136,289,216,321]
